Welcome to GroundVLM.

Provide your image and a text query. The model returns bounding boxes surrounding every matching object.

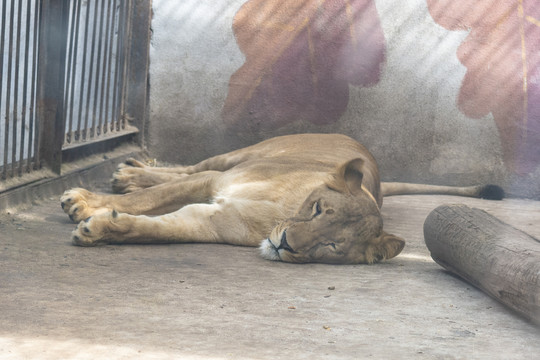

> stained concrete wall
[148,0,540,199]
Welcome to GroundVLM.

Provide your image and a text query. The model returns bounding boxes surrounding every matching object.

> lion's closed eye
[312,201,322,217]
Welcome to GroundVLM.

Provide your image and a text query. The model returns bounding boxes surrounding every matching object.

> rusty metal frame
[0,0,151,187]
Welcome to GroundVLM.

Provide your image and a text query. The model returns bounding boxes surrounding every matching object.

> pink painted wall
[428,0,540,175]
[222,0,386,131]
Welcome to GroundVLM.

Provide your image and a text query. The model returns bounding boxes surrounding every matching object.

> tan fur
[60,133,497,264]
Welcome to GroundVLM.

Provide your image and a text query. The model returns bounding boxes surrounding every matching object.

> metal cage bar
[2,0,16,179]
[63,0,79,144]
[97,0,114,136]
[27,0,41,173]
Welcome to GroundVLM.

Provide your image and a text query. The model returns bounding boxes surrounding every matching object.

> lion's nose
[277,230,297,253]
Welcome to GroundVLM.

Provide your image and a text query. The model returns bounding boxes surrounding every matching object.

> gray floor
[1,189,539,359]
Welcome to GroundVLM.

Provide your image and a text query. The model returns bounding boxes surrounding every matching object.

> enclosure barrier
[63,0,138,149]
[0,0,41,179]
[0,0,150,185]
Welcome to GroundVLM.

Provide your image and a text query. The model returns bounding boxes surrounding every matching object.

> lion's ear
[329,158,365,196]
[372,231,405,263]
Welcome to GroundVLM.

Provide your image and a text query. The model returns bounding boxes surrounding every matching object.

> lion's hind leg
[112,158,188,193]
[63,171,220,223]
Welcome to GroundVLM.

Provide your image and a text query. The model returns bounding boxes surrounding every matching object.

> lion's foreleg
[70,203,256,247]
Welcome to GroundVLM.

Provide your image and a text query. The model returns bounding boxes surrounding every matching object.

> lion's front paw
[60,188,110,223]
[71,211,112,246]
[71,210,129,246]
[71,216,99,246]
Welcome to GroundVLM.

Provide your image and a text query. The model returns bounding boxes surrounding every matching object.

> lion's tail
[381,182,504,200]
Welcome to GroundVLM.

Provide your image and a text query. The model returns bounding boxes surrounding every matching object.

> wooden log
[423,204,540,325]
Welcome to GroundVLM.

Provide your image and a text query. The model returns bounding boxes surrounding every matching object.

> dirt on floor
[0,187,539,359]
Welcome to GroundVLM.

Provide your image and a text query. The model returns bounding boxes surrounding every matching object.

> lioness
[60,133,503,264]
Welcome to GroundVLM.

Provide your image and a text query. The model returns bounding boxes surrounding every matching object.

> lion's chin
[259,239,281,261]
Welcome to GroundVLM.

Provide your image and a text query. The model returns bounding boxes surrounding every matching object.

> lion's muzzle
[259,238,282,261]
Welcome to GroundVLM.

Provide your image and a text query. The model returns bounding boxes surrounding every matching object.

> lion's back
[200,133,381,206]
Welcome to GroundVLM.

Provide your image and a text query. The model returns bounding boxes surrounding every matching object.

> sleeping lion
[60,133,503,264]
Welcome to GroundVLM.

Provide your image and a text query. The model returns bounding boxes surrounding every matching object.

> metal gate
[0,0,150,184]
[0,0,40,179]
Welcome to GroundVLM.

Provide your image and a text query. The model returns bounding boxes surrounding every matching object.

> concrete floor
[0,184,539,359]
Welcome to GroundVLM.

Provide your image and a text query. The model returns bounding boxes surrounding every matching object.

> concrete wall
[148,0,540,199]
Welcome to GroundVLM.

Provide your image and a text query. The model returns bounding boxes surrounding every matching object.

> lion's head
[259,159,405,264]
